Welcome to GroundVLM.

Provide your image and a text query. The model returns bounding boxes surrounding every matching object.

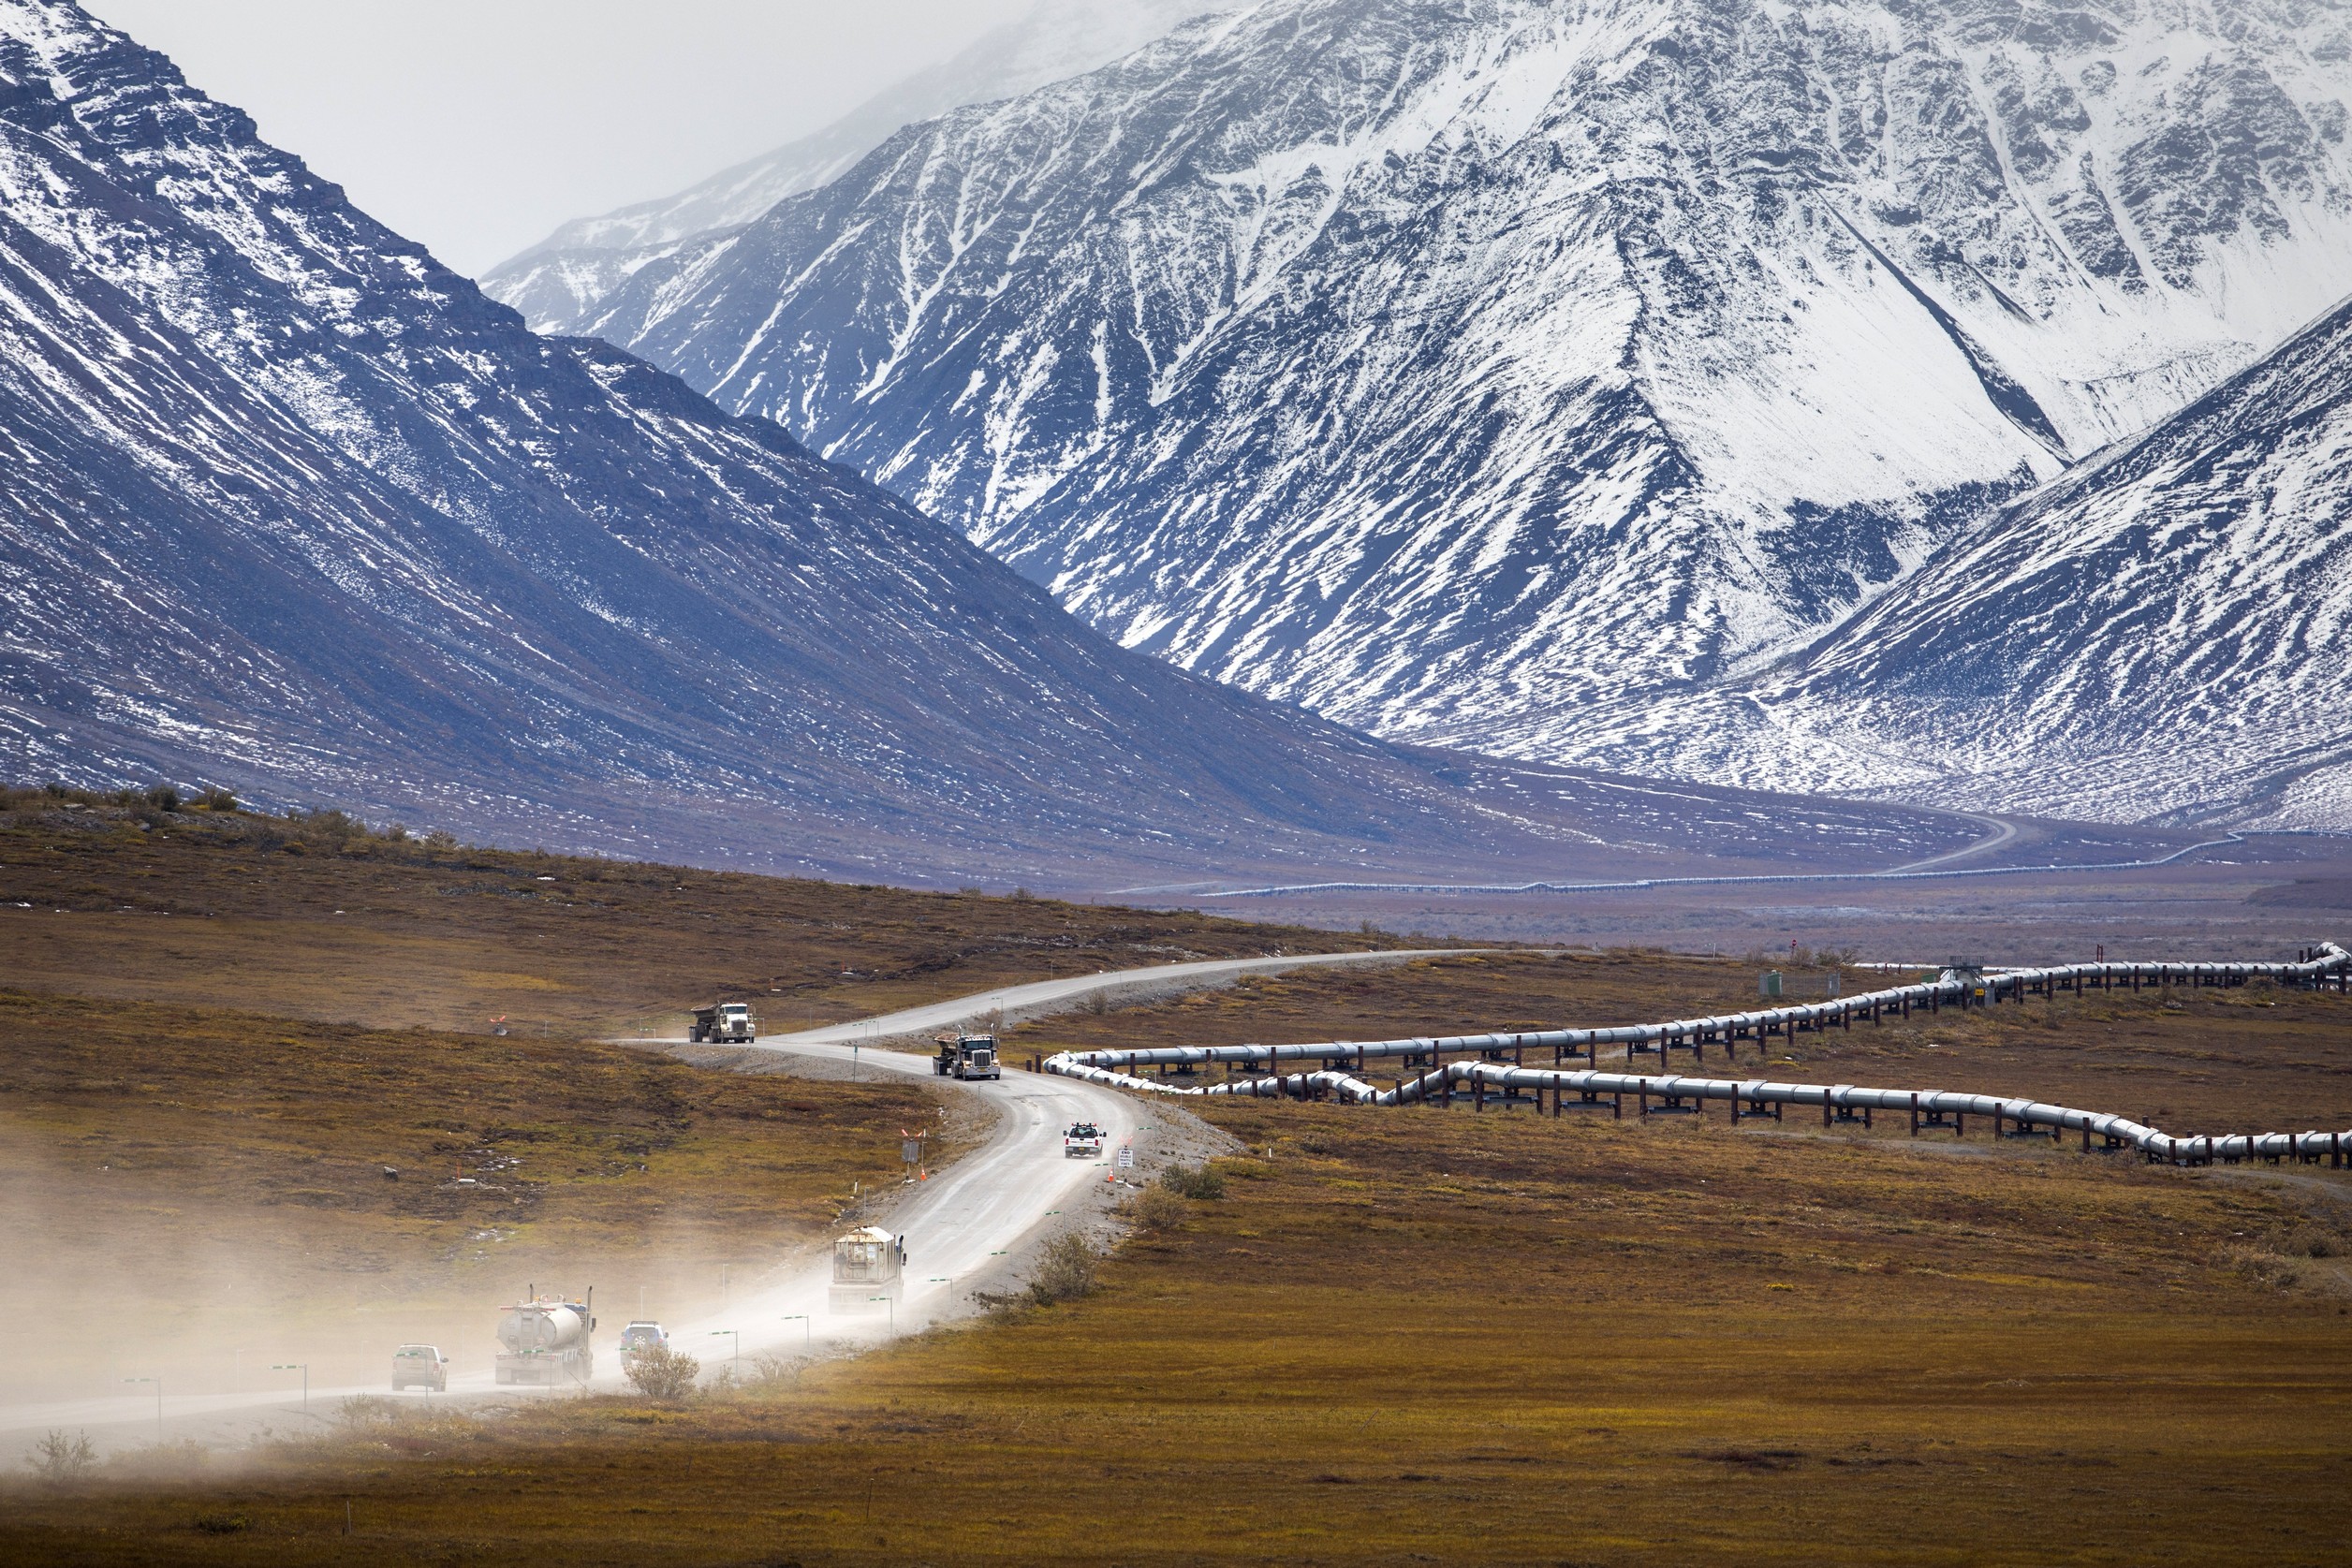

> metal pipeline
[1039,944,2352,1167]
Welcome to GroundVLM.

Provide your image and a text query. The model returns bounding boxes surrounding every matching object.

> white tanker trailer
[494,1286,596,1385]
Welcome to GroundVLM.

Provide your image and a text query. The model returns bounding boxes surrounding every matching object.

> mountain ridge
[0,0,1991,885]
[565,0,2352,822]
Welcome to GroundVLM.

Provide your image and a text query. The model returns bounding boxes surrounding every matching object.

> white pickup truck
[1062,1121,1105,1159]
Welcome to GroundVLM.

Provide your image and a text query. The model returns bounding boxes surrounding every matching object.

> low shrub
[1125,1183,1189,1233]
[336,1395,399,1428]
[1027,1231,1100,1305]
[2275,1224,2345,1259]
[623,1342,700,1401]
[24,1429,94,1487]
[1159,1163,1227,1201]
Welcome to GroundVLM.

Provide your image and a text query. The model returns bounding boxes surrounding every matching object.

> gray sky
[83,0,1034,276]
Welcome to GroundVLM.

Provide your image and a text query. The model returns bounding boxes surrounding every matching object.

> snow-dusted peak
[571,0,2352,783]
[481,0,1237,331]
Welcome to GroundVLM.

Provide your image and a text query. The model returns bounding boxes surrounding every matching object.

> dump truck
[390,1343,448,1392]
[689,1002,757,1044]
[933,1032,1000,1080]
[494,1288,595,1385]
[829,1226,906,1313]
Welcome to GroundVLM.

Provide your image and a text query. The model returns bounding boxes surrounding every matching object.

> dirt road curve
[744,946,1465,1046]
[0,949,1444,1450]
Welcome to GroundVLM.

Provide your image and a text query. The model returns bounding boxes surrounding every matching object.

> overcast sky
[83,0,1035,276]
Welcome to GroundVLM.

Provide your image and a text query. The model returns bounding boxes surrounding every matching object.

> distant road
[695,948,1471,1047]
[1183,836,2244,900]
[1884,812,2021,872]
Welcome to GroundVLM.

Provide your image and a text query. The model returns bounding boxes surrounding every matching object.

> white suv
[391,1343,448,1392]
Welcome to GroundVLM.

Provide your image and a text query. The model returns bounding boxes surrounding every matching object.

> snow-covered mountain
[0,0,1981,884]
[482,0,1227,333]
[573,0,2352,788]
[1601,289,2352,830]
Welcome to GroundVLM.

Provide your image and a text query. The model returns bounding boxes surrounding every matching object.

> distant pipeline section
[1036,945,2352,1169]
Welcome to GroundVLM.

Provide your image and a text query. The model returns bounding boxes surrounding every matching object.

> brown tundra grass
[5,829,2349,1563]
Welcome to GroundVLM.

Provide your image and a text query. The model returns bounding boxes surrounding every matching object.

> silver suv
[391,1343,448,1392]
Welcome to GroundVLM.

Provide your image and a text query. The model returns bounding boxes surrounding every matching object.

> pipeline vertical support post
[1612,1092,1623,1121]
[1909,1094,1918,1136]
[1474,1073,1485,1114]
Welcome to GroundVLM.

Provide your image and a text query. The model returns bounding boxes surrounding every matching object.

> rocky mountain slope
[573,0,2352,801]
[1610,290,2352,831]
[0,0,1984,885]
[483,0,1226,333]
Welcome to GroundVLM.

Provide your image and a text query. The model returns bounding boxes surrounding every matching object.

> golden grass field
[0,792,1393,1038]
[0,791,1363,1406]
[4,806,2349,1565]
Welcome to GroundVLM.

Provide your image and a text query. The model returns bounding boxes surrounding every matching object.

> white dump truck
[689,1002,757,1044]
[494,1288,595,1385]
[829,1226,906,1313]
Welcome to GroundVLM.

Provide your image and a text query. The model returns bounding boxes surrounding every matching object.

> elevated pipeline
[1036,945,2352,1169]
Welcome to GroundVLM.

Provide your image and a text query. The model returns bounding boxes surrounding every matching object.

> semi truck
[830,1226,906,1312]
[494,1288,595,1385]
[689,1002,757,1044]
[933,1033,1000,1080]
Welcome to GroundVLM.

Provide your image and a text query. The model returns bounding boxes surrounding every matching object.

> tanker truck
[494,1287,595,1385]
[829,1226,906,1313]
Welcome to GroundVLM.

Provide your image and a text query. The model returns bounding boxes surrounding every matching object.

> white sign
[1115,1144,1135,1169]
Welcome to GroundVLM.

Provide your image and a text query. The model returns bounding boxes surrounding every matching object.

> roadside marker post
[272,1363,308,1413]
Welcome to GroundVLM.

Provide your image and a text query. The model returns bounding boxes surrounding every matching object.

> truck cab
[933,1033,1001,1080]
[690,1002,757,1044]
[391,1343,448,1392]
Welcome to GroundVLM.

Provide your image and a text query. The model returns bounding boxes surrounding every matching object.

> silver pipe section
[1049,945,2352,1077]
[1039,944,2352,1166]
